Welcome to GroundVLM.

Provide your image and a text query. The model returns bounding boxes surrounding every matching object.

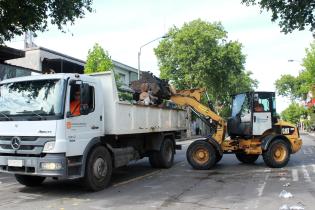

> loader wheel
[186,140,217,170]
[216,153,223,164]
[84,146,112,191]
[263,139,290,168]
[15,175,45,187]
[149,138,174,169]
[235,153,259,164]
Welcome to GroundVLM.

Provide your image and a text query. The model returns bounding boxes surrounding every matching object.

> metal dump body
[91,72,187,135]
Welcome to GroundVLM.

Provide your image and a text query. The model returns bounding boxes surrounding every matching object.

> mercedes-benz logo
[11,137,21,150]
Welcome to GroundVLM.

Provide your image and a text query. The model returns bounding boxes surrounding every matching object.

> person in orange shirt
[70,90,80,116]
[254,101,264,112]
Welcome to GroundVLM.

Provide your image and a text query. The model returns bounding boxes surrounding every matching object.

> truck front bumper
[0,153,67,177]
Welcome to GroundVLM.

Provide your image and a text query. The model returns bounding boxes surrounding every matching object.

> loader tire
[235,153,259,164]
[263,139,290,168]
[15,174,45,187]
[215,153,223,164]
[186,140,217,170]
[149,138,174,169]
[84,146,112,191]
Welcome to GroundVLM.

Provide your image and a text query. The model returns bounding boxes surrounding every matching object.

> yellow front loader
[171,89,302,169]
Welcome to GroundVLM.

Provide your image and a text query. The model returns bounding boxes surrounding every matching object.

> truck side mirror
[80,83,90,115]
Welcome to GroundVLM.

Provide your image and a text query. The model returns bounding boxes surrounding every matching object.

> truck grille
[0,136,55,155]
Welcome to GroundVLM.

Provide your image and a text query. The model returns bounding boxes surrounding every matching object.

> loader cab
[227,91,277,137]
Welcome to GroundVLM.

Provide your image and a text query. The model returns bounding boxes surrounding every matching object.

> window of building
[119,73,126,84]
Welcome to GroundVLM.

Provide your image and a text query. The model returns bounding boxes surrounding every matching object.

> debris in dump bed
[279,190,293,198]
[130,71,172,105]
[283,183,290,187]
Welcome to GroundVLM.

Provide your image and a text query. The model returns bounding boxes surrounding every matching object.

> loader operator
[70,89,81,116]
[254,101,264,112]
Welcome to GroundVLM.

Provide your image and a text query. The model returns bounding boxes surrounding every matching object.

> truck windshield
[0,79,64,120]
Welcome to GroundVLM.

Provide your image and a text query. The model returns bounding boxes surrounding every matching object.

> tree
[154,19,257,117]
[241,0,315,33]
[281,103,307,124]
[275,74,303,101]
[275,41,315,100]
[0,0,93,44]
[84,43,113,74]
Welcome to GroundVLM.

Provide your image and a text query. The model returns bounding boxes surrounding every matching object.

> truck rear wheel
[263,139,290,168]
[84,146,112,191]
[15,174,45,187]
[149,138,174,169]
[186,140,217,170]
[235,153,259,164]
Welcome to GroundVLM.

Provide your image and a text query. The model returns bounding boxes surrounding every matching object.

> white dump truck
[0,72,187,191]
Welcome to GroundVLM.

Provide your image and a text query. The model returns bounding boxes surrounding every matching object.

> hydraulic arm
[170,88,226,144]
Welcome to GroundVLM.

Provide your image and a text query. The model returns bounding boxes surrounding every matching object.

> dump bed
[91,72,187,135]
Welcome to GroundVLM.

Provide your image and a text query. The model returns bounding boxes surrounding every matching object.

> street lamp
[288,59,301,63]
[137,34,169,79]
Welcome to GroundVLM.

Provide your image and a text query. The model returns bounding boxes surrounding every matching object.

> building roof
[25,46,138,73]
[112,60,138,73]
[0,46,25,63]
[24,46,85,65]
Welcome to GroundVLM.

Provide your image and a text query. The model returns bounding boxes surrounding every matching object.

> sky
[6,0,314,112]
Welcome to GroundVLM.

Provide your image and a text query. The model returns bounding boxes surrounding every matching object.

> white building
[6,47,139,86]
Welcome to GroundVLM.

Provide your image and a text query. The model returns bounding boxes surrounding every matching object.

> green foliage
[275,41,315,101]
[281,103,308,124]
[303,42,315,85]
[154,19,257,117]
[241,0,315,33]
[275,75,302,100]
[0,0,93,44]
[118,91,133,102]
[84,43,113,74]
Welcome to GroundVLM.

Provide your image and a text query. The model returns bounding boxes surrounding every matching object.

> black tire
[149,151,161,168]
[216,153,223,164]
[149,138,175,169]
[235,153,259,164]
[263,139,290,168]
[84,146,113,191]
[15,174,45,187]
[186,140,217,170]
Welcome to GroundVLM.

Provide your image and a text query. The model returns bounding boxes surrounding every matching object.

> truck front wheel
[186,140,217,170]
[149,138,174,169]
[15,174,45,187]
[84,146,112,191]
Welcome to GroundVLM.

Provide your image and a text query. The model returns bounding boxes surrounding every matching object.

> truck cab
[0,72,187,191]
[0,73,99,177]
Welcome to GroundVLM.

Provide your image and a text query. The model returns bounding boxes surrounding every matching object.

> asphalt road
[0,134,314,210]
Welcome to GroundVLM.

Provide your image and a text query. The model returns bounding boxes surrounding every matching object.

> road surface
[0,133,314,210]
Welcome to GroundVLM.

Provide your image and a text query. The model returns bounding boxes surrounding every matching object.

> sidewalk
[308,132,315,137]
[302,131,315,137]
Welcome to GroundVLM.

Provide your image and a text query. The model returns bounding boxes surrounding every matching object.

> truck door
[252,93,272,135]
[65,79,102,157]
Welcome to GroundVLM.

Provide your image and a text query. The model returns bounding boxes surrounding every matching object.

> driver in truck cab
[70,88,81,116]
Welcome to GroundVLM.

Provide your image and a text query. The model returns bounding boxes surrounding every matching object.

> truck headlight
[43,141,55,152]
[40,162,62,170]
